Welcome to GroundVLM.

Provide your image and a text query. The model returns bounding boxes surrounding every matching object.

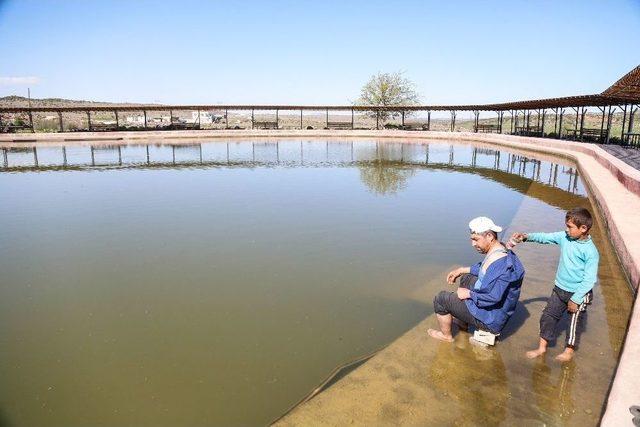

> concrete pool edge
[2,130,639,425]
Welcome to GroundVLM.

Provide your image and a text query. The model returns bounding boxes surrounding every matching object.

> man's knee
[434,291,452,315]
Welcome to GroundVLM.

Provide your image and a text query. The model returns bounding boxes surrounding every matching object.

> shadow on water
[499,296,548,341]
[0,409,12,427]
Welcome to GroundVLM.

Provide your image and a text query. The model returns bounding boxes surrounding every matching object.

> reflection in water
[359,161,416,195]
[0,142,584,197]
[532,361,576,425]
[429,340,508,425]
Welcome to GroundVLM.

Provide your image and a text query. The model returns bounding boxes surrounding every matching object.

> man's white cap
[469,216,503,233]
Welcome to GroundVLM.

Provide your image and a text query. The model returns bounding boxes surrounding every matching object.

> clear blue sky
[1,0,639,105]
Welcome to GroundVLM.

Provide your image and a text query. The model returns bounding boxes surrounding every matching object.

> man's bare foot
[428,328,454,342]
[526,348,546,359]
[555,348,575,362]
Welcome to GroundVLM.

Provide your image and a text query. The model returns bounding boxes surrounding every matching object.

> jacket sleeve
[469,261,482,276]
[469,273,511,309]
[526,231,564,245]
[570,250,599,304]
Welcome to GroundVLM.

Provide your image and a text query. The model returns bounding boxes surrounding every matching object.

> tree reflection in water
[359,159,416,195]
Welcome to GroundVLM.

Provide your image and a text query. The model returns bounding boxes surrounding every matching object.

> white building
[188,111,225,124]
[125,115,145,125]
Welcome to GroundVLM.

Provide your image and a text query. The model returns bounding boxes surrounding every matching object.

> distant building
[189,111,225,124]
[151,116,171,124]
[125,115,144,124]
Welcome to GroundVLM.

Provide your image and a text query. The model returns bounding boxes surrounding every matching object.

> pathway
[597,144,640,170]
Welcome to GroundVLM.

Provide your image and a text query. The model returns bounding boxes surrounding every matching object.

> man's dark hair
[471,230,498,240]
[566,207,593,230]
[483,230,498,240]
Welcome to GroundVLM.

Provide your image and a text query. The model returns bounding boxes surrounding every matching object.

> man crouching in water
[428,217,525,342]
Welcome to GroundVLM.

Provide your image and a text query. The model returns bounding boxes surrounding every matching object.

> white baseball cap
[469,216,503,234]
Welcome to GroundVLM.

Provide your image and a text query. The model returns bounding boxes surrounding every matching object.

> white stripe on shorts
[567,298,587,347]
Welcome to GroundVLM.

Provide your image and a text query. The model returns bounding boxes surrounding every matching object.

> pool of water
[0,139,632,426]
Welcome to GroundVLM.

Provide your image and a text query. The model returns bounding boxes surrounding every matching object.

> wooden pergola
[1,65,639,145]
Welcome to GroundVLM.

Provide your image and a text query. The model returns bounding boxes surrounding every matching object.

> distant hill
[0,96,147,108]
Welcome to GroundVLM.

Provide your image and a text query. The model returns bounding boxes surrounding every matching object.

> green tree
[356,71,420,122]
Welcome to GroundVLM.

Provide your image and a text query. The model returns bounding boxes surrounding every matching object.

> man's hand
[568,300,579,313]
[447,268,463,285]
[457,287,471,300]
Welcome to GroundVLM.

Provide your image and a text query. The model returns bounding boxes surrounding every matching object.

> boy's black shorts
[539,285,593,347]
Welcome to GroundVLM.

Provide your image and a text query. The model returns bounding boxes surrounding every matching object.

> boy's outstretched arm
[523,231,565,245]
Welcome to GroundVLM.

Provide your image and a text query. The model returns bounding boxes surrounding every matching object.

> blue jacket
[464,250,525,333]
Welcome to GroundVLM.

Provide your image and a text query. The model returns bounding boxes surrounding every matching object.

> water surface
[0,139,632,426]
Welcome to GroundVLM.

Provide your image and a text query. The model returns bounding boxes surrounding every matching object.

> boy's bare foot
[555,348,575,362]
[428,328,454,342]
[526,348,546,359]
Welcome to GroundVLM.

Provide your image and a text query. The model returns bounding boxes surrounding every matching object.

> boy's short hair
[566,207,593,230]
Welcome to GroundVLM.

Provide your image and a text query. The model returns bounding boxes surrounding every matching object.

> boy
[511,207,599,362]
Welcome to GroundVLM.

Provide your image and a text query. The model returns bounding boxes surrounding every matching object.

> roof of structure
[601,64,640,101]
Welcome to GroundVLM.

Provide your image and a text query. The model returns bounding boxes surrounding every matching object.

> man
[428,217,525,342]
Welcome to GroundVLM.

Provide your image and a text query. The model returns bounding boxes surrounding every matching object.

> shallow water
[0,139,632,426]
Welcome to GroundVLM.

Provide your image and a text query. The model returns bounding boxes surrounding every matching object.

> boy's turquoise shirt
[527,231,599,304]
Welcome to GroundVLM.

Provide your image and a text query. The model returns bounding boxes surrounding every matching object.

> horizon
[1,0,639,106]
